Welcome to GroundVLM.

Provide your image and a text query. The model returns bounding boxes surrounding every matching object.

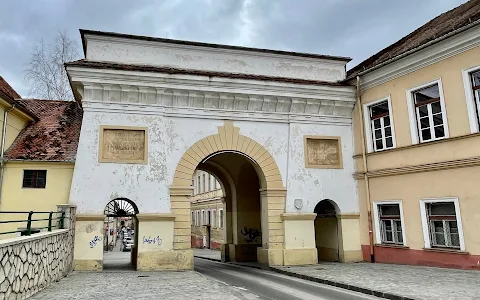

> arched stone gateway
[170,122,287,267]
[66,30,362,271]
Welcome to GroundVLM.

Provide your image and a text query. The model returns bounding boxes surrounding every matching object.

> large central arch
[170,121,287,267]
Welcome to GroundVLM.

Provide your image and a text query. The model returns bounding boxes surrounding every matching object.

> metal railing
[0,211,66,236]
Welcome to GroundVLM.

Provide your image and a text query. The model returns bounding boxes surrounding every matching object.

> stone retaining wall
[0,228,74,299]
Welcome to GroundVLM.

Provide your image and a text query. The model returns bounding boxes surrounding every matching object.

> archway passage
[314,199,340,262]
[192,151,262,263]
[169,122,287,269]
[103,198,139,271]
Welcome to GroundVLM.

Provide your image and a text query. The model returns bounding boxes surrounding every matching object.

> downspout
[356,76,374,263]
[0,104,16,205]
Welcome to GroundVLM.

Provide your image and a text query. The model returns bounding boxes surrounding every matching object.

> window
[191,211,195,225]
[373,201,406,246]
[369,101,394,151]
[22,170,47,188]
[407,81,448,143]
[197,176,201,194]
[196,211,200,226]
[463,68,480,132]
[378,204,403,244]
[207,210,211,225]
[201,210,205,225]
[219,209,224,228]
[363,97,396,153]
[212,209,217,228]
[208,175,212,192]
[420,198,464,251]
[202,174,205,193]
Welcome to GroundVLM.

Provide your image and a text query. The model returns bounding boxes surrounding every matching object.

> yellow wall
[354,44,480,255]
[0,162,74,237]
[0,100,29,151]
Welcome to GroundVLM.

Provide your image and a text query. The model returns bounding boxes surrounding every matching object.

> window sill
[423,247,469,255]
[375,243,409,249]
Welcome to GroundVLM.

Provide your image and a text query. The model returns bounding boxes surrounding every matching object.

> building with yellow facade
[0,76,82,238]
[349,0,480,269]
[190,170,225,249]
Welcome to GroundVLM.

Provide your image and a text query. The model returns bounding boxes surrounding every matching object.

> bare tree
[24,31,80,100]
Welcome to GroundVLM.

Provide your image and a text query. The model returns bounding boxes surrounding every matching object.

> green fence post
[48,211,53,231]
[60,211,65,229]
[26,211,33,236]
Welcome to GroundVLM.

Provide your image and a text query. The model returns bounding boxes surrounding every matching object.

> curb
[195,256,414,300]
[270,267,415,300]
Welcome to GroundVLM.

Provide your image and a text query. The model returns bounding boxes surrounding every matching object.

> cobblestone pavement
[30,271,259,300]
[277,263,480,300]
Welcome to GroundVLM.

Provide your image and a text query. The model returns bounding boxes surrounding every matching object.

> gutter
[355,76,374,263]
[0,104,16,205]
[348,18,480,80]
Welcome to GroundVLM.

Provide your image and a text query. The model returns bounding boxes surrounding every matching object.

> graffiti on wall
[89,235,102,248]
[143,236,162,246]
[240,227,261,244]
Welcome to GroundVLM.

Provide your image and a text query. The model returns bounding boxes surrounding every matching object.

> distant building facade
[190,170,225,250]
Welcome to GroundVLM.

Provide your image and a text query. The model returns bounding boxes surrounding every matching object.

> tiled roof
[5,99,83,161]
[80,29,352,62]
[0,75,21,100]
[347,0,480,79]
[66,59,349,87]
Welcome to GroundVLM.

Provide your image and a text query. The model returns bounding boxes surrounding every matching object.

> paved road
[194,258,380,300]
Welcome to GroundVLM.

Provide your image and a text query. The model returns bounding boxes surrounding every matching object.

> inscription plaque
[99,126,148,163]
[304,136,342,169]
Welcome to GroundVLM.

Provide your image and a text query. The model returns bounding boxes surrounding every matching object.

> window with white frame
[201,210,205,225]
[378,204,403,244]
[207,175,212,191]
[191,211,195,225]
[197,175,201,194]
[368,100,394,151]
[219,209,224,228]
[196,211,200,226]
[410,83,447,142]
[373,201,405,246]
[207,210,211,225]
[201,174,205,193]
[425,201,460,249]
[212,209,217,228]
[470,70,480,128]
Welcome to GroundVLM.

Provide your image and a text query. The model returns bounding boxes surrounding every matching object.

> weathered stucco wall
[83,34,348,82]
[70,106,358,216]
[0,229,74,299]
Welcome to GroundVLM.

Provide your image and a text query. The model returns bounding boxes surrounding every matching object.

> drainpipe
[0,104,16,205]
[356,76,375,263]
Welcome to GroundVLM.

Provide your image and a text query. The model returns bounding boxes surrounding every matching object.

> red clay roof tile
[0,76,21,100]
[5,99,83,161]
[347,0,480,79]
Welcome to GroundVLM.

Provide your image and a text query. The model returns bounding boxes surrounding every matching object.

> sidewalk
[194,249,480,300]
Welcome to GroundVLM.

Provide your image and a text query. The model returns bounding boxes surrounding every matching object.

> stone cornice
[67,67,355,121]
[82,101,353,126]
[353,156,480,179]
[353,24,480,91]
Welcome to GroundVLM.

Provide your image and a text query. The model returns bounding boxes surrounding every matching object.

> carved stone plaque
[99,126,148,163]
[304,136,342,168]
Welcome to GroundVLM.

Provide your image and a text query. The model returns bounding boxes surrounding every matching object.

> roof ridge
[347,0,480,79]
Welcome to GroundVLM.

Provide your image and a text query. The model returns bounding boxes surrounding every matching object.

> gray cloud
[0,0,467,97]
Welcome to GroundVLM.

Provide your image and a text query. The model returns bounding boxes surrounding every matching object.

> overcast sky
[0,0,468,97]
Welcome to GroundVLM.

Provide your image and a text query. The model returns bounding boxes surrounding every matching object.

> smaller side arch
[314,199,340,262]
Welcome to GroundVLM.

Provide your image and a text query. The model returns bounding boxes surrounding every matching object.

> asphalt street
[194,258,380,300]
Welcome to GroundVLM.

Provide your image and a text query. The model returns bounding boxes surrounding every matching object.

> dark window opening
[22,170,47,188]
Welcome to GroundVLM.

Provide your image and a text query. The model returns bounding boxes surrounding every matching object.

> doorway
[103,198,139,270]
[314,199,339,262]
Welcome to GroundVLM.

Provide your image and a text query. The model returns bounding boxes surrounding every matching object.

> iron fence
[0,211,66,236]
